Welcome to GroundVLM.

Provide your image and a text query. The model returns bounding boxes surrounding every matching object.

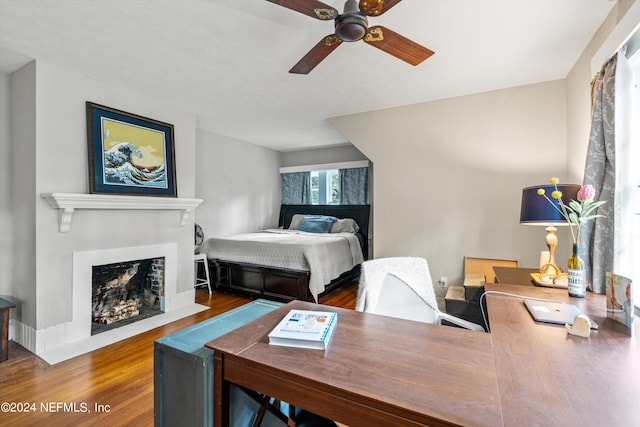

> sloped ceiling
[0,0,616,151]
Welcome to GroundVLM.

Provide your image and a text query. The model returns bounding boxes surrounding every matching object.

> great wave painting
[86,102,176,197]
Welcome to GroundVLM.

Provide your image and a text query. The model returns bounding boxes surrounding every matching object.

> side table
[0,297,16,362]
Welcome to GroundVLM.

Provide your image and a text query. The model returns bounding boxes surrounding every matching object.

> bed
[203,204,370,303]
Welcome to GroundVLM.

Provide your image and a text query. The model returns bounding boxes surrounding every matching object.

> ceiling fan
[267,0,435,74]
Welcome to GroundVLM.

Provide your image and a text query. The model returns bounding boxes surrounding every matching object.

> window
[310,169,340,205]
[280,160,369,205]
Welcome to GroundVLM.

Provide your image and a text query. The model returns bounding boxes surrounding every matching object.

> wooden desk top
[485,283,640,426]
[207,300,503,427]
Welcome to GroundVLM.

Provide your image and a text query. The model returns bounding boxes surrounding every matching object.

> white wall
[330,80,571,286]
[195,129,281,237]
[9,60,197,336]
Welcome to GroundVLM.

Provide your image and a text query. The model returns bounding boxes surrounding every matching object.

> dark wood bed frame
[208,204,371,302]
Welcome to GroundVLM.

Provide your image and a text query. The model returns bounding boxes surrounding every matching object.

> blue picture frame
[86,102,177,197]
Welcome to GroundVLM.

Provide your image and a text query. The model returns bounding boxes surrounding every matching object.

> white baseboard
[9,289,206,365]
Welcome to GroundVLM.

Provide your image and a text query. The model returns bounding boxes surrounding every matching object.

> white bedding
[202,229,364,301]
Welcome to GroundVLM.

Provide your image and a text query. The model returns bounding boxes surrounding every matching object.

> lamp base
[540,262,561,276]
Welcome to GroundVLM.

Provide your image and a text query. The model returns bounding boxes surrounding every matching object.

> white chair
[194,253,212,294]
[356,257,485,332]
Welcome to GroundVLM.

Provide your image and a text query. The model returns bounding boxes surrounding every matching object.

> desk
[206,300,502,427]
[0,297,16,362]
[207,290,639,426]
[485,283,640,426]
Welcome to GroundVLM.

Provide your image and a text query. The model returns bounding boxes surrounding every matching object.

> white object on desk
[566,314,591,337]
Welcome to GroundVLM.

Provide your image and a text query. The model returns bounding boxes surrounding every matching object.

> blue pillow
[297,215,337,233]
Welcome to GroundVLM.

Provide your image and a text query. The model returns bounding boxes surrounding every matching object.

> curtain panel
[580,49,637,294]
[339,167,369,205]
[281,172,310,204]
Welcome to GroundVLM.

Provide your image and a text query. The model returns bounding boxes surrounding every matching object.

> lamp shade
[520,184,580,225]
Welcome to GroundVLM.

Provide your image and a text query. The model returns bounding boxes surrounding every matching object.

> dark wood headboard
[278,204,371,259]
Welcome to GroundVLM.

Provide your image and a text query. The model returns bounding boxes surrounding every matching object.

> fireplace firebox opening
[91,257,165,335]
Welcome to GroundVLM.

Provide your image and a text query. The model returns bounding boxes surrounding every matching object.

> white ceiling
[0,0,616,152]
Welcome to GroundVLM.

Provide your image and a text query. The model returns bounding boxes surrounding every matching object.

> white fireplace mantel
[41,193,203,233]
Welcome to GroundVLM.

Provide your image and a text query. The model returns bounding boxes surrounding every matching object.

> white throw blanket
[203,229,364,301]
[356,257,438,313]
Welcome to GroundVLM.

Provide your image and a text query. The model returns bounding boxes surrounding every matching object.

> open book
[268,309,337,350]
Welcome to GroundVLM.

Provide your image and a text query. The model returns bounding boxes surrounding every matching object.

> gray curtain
[281,172,310,204]
[339,167,369,205]
[580,49,636,294]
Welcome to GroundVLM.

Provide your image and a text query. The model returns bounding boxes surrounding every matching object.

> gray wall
[280,144,368,168]
[331,80,572,287]
[195,129,281,237]
[192,140,370,241]
[0,71,12,297]
[9,62,36,326]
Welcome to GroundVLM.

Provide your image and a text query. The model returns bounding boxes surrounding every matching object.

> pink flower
[577,185,595,202]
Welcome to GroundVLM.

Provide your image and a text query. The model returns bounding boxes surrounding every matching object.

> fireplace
[91,257,165,335]
[57,243,182,350]
[12,236,208,364]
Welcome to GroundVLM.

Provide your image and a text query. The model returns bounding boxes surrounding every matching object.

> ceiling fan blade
[267,0,338,20]
[289,35,342,74]
[363,25,434,66]
[359,0,402,17]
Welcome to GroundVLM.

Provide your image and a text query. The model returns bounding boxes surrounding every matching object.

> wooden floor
[0,283,357,426]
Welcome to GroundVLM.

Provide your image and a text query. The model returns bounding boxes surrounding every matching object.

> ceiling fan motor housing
[335,0,369,42]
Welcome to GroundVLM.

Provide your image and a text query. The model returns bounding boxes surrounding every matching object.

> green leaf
[569,200,582,214]
[582,214,605,222]
[582,200,606,216]
[568,212,579,224]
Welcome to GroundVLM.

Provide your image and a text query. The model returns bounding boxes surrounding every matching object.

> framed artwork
[86,102,177,197]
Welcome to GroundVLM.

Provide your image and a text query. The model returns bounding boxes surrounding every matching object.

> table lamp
[520,184,580,275]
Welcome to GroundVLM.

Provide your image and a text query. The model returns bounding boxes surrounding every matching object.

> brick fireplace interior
[91,257,165,335]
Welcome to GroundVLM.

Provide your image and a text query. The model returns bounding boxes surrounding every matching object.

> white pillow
[288,214,305,229]
[331,218,360,233]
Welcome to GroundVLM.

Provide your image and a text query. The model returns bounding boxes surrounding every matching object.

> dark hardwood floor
[0,283,357,426]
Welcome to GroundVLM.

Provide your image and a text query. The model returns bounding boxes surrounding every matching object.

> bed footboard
[209,259,359,302]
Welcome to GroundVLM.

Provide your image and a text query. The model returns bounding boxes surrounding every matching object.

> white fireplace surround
[24,242,208,364]
[73,243,179,339]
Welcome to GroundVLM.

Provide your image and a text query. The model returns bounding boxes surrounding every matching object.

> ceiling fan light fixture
[334,13,368,42]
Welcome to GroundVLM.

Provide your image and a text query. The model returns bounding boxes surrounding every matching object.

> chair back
[373,273,438,323]
[356,257,438,316]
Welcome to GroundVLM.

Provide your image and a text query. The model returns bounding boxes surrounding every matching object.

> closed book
[268,309,337,350]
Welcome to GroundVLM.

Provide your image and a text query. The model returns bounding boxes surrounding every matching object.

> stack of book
[268,309,337,350]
